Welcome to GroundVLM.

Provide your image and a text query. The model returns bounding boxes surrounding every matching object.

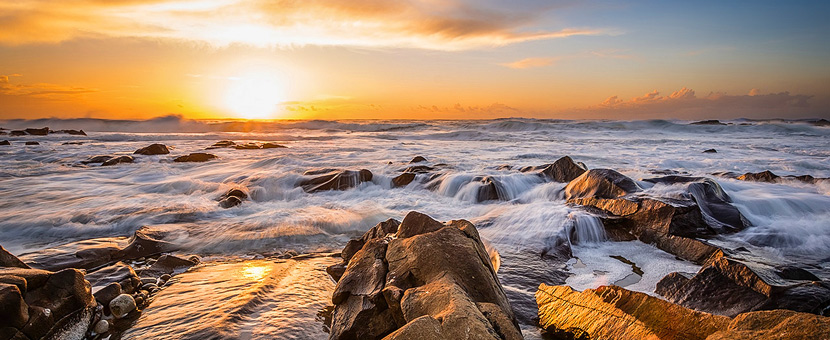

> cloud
[0,75,97,99]
[590,87,817,119]
[0,0,605,50]
[500,57,558,69]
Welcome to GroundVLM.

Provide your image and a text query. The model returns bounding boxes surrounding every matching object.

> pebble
[140,277,157,285]
[159,274,171,283]
[141,283,159,291]
[93,320,109,334]
[109,294,137,318]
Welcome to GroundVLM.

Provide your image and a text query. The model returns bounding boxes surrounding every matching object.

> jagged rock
[173,153,217,162]
[0,140,9,146]
[706,309,830,339]
[102,155,134,166]
[703,149,717,153]
[0,245,29,269]
[409,156,427,164]
[82,155,114,164]
[471,176,508,202]
[300,169,373,193]
[565,169,641,200]
[520,156,587,182]
[134,143,170,155]
[329,211,521,340]
[24,141,39,145]
[691,120,726,125]
[737,171,779,183]
[218,188,247,208]
[117,226,181,260]
[656,250,830,316]
[24,127,49,136]
[536,284,730,340]
[391,173,416,188]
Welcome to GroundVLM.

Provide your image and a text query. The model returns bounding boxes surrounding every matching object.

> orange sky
[1,0,828,120]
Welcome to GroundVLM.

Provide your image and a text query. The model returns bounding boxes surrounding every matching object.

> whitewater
[1,117,829,338]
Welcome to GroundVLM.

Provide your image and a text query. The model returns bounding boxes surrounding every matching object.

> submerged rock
[261,142,287,149]
[218,188,247,208]
[328,212,521,340]
[520,156,587,183]
[134,143,170,155]
[300,169,373,193]
[691,120,727,126]
[102,155,134,166]
[565,169,641,200]
[0,140,9,146]
[703,149,718,153]
[206,140,236,149]
[173,153,217,162]
[391,173,416,188]
[81,155,114,164]
[10,130,25,136]
[737,170,779,183]
[409,156,427,163]
[25,127,49,135]
[25,141,40,145]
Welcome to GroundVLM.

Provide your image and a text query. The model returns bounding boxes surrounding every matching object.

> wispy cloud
[500,57,558,69]
[0,75,97,99]
[0,0,605,50]
[501,48,636,69]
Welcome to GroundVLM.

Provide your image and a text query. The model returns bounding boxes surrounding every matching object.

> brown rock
[207,140,235,149]
[737,171,779,183]
[565,169,641,200]
[261,142,287,149]
[134,143,170,155]
[101,155,134,166]
[85,261,140,293]
[691,120,726,126]
[381,315,441,340]
[9,130,25,136]
[300,169,373,193]
[25,269,96,324]
[174,153,217,162]
[24,127,49,136]
[0,245,29,269]
[391,173,416,188]
[139,254,197,277]
[521,156,587,182]
[0,283,29,329]
[706,310,830,340]
[81,155,114,164]
[409,156,427,163]
[24,141,39,145]
[395,211,444,239]
[117,226,181,260]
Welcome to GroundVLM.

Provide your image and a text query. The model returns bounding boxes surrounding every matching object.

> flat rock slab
[122,256,338,339]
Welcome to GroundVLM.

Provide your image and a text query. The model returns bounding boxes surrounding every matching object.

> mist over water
[1,117,829,338]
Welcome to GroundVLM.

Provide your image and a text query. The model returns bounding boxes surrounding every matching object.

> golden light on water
[241,262,271,281]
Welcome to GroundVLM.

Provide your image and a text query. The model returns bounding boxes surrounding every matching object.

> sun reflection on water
[241,262,271,281]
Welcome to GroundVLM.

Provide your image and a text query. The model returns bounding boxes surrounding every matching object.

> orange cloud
[0,0,605,50]
[500,57,558,69]
[0,75,97,99]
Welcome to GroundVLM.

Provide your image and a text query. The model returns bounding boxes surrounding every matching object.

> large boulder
[0,246,28,269]
[134,143,170,155]
[300,169,373,193]
[656,250,830,317]
[24,127,49,136]
[328,212,521,340]
[173,153,217,162]
[520,156,587,182]
[565,169,641,200]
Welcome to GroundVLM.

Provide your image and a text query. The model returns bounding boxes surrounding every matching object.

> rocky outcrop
[218,188,247,208]
[656,250,830,317]
[520,156,587,182]
[206,140,235,149]
[565,169,641,200]
[327,212,522,340]
[737,170,779,183]
[536,283,829,340]
[102,155,135,166]
[134,143,170,155]
[300,169,373,193]
[1,246,28,268]
[25,127,50,135]
[173,153,217,162]
[229,142,286,149]
[691,120,727,126]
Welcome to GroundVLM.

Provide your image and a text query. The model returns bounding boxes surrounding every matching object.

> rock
[656,250,830,317]
[207,140,235,149]
[0,245,29,268]
[94,282,122,306]
[300,169,373,193]
[134,143,170,155]
[139,254,197,277]
[86,262,140,294]
[706,309,830,339]
[470,176,509,202]
[391,173,416,188]
[811,119,830,127]
[24,127,49,135]
[55,129,86,136]
[0,276,27,293]
[109,294,137,318]
[24,141,39,145]
[329,211,521,340]
[409,156,427,163]
[19,238,123,272]
[159,274,171,283]
[536,284,730,340]
[0,140,9,145]
[703,149,718,153]
[218,188,247,208]
[520,156,587,182]
[0,283,29,329]
[737,170,779,183]
[234,142,261,149]
[261,142,287,149]
[62,141,84,145]
[93,319,109,334]
[23,268,96,335]
[101,155,134,166]
[10,130,25,136]
[173,153,217,162]
[565,169,641,200]
[642,176,750,234]
[691,120,727,125]
[81,155,114,164]
[0,268,51,290]
[117,226,181,261]
[401,165,433,174]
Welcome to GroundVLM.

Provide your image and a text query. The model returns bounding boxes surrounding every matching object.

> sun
[224,72,288,119]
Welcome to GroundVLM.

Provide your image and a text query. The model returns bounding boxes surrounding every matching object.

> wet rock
[537,284,729,340]
[656,251,830,316]
[117,226,181,261]
[81,155,114,164]
[109,294,137,318]
[708,309,830,339]
[391,173,416,188]
[329,211,521,340]
[139,254,198,277]
[691,120,727,125]
[55,129,86,136]
[565,169,641,200]
[401,165,433,174]
[94,282,122,306]
[134,143,170,155]
[173,153,217,162]
[737,170,779,183]
[20,238,122,271]
[206,140,235,149]
[24,127,49,135]
[10,130,25,136]
[234,142,262,149]
[62,141,84,145]
[93,319,109,334]
[0,268,51,290]
[0,276,27,293]
[0,245,29,268]
[218,188,247,208]
[300,169,373,193]
[261,142,287,149]
[472,176,509,202]
[703,148,718,153]
[409,156,427,163]
[85,262,140,294]
[0,140,9,145]
[24,141,39,145]
[812,119,830,126]
[101,155,134,166]
[17,268,97,338]
[642,176,750,234]
[520,156,587,182]
[0,283,29,329]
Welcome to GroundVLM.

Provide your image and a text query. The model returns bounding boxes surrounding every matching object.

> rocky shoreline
[1,145,829,339]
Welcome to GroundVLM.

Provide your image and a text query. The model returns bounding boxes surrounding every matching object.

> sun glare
[224,72,288,119]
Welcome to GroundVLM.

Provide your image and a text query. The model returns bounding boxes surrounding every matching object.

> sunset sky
[1,0,828,120]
